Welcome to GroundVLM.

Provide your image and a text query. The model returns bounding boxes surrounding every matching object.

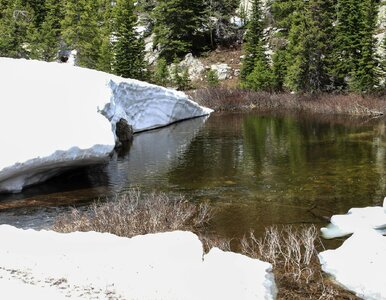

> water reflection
[0,113,385,241]
[0,116,209,228]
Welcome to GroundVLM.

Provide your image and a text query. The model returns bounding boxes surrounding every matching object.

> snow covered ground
[0,58,212,193]
[321,198,386,239]
[0,226,277,300]
[319,199,386,300]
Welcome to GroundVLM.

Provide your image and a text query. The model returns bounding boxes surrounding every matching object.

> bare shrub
[241,225,359,299]
[191,87,386,116]
[53,189,212,237]
[199,234,232,253]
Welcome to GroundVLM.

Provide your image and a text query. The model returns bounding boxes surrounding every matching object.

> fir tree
[207,69,219,86]
[97,0,113,73]
[61,0,101,68]
[244,42,275,91]
[153,0,207,62]
[283,0,336,92]
[153,57,170,86]
[112,0,146,80]
[240,0,274,91]
[272,48,287,91]
[30,0,62,61]
[348,0,380,92]
[240,0,264,82]
[0,0,36,58]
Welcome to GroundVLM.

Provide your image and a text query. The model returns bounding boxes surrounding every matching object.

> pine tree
[348,0,380,92]
[30,0,62,61]
[112,0,146,80]
[245,42,275,91]
[61,0,101,68]
[240,0,274,91]
[153,0,207,62]
[207,69,219,86]
[281,0,336,92]
[240,0,264,82]
[271,48,287,91]
[0,0,36,58]
[330,0,379,92]
[97,0,113,73]
[153,57,170,86]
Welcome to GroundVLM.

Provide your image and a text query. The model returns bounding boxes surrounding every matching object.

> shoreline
[189,87,386,117]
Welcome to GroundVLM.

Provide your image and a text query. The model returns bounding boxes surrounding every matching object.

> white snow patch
[321,198,386,239]
[319,229,386,300]
[0,57,212,192]
[0,225,277,300]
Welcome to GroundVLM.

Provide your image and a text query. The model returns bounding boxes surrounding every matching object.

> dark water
[0,112,385,240]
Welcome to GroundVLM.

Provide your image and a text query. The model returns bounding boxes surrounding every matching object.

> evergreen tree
[271,48,287,91]
[0,0,36,58]
[153,57,170,86]
[207,69,219,86]
[153,0,207,62]
[30,0,62,61]
[282,0,336,92]
[348,0,380,92]
[112,0,146,80]
[61,0,101,68]
[240,0,274,91]
[244,42,275,91]
[331,0,379,92]
[240,0,264,82]
[97,0,113,73]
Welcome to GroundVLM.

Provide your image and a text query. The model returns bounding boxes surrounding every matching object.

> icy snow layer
[0,226,277,300]
[319,229,386,300]
[0,58,212,193]
[321,198,386,239]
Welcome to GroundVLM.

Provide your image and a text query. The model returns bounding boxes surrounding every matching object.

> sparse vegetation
[191,87,386,116]
[53,190,360,299]
[53,189,212,237]
[240,226,359,300]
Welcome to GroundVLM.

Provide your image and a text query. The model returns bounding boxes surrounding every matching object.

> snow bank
[0,58,212,193]
[321,198,386,239]
[0,225,277,300]
[319,229,386,300]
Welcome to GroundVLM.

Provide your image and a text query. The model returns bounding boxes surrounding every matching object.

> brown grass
[52,189,212,237]
[240,226,359,300]
[190,87,386,116]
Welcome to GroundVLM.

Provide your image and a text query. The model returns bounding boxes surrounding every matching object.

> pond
[0,112,385,240]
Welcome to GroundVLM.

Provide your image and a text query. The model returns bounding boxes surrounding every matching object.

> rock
[144,33,159,65]
[211,63,232,80]
[179,53,206,80]
[115,118,133,146]
[0,226,278,300]
[0,58,212,193]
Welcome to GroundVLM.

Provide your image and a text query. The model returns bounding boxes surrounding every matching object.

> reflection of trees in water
[242,114,386,208]
[167,114,246,187]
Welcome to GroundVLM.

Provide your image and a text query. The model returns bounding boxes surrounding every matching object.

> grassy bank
[53,190,359,299]
[189,87,386,117]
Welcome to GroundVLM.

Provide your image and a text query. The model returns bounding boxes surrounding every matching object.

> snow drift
[321,198,386,239]
[319,199,386,299]
[0,58,212,193]
[319,230,386,300]
[0,225,277,300]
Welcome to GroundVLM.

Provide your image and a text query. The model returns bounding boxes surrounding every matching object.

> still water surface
[1,112,385,239]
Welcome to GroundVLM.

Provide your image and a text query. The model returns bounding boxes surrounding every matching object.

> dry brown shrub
[241,225,359,300]
[191,87,386,116]
[53,189,212,237]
